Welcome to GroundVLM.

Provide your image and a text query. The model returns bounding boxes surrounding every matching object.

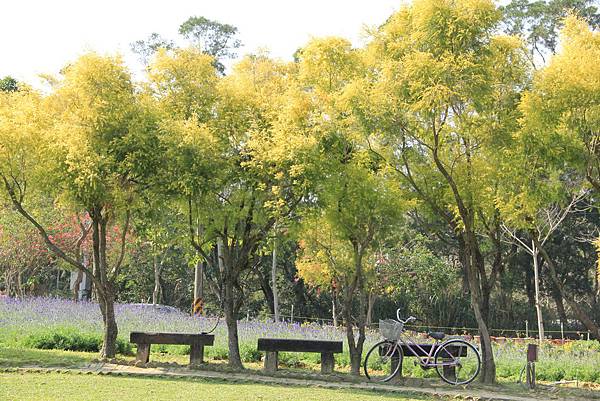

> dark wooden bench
[382,343,467,379]
[130,332,214,365]
[257,338,343,374]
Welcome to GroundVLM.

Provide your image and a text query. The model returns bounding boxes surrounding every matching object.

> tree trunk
[72,218,90,302]
[193,223,205,315]
[3,272,10,297]
[551,285,568,329]
[540,258,569,328]
[92,212,119,359]
[152,253,161,306]
[272,242,279,322]
[193,260,204,315]
[460,262,470,294]
[332,290,338,327]
[344,301,366,376]
[460,234,496,383]
[219,238,244,370]
[224,277,243,369]
[592,265,598,311]
[430,141,497,382]
[366,291,376,326]
[17,270,24,298]
[99,289,118,359]
[532,244,545,342]
[471,284,496,383]
[592,241,599,310]
[259,272,275,315]
[72,270,83,301]
[535,238,600,340]
[56,268,61,291]
[525,261,536,310]
[345,249,367,376]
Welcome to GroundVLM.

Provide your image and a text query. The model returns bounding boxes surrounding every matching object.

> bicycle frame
[386,331,456,368]
[366,313,480,385]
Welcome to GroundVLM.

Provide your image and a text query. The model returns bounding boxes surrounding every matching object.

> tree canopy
[2,0,600,384]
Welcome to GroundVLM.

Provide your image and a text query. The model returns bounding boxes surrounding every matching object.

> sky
[1,0,405,85]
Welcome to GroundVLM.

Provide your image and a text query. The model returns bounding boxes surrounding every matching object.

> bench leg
[136,344,150,363]
[264,351,278,373]
[321,353,335,374]
[391,355,402,379]
[443,364,456,382]
[190,344,204,365]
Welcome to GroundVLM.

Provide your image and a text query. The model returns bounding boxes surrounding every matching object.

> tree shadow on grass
[0,346,93,368]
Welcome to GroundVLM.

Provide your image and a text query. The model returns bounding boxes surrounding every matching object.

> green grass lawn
[2,346,599,401]
[0,372,430,401]
[0,347,95,368]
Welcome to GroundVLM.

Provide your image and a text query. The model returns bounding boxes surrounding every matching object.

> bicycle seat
[428,331,446,340]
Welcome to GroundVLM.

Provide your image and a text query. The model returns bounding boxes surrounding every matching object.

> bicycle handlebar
[396,309,418,324]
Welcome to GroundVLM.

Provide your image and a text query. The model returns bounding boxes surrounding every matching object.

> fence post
[525,320,529,338]
[560,322,564,341]
[526,344,538,389]
[588,331,590,341]
[291,305,294,323]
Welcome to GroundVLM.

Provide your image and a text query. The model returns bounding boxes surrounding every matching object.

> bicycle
[363,309,481,385]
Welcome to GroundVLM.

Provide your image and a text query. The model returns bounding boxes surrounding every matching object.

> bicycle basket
[379,319,404,341]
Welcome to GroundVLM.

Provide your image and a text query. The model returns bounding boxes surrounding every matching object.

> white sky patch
[0,0,403,85]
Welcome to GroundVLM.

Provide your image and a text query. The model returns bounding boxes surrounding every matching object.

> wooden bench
[257,338,343,374]
[130,332,214,365]
[382,343,467,379]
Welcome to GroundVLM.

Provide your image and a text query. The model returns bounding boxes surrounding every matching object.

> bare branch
[501,224,534,254]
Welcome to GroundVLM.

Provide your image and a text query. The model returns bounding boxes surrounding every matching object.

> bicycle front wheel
[363,340,402,382]
[434,339,481,385]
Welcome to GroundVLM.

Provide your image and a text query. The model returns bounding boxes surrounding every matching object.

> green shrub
[23,329,132,355]
[301,352,322,365]
[240,344,262,363]
[495,360,522,381]
[279,352,304,368]
[206,346,228,360]
[538,363,565,382]
[334,352,350,367]
[152,344,190,355]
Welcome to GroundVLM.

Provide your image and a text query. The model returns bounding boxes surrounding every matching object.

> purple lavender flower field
[0,297,348,349]
[2,297,599,383]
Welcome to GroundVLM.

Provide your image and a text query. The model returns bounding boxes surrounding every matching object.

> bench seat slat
[258,338,342,353]
[381,344,467,357]
[130,332,214,346]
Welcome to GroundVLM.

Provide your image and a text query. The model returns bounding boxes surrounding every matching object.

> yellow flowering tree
[518,15,600,340]
[0,54,156,358]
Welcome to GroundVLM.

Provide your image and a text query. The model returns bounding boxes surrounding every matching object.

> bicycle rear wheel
[363,340,402,382]
[434,339,481,385]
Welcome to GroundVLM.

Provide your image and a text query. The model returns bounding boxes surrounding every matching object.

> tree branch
[1,173,101,294]
[110,209,131,280]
